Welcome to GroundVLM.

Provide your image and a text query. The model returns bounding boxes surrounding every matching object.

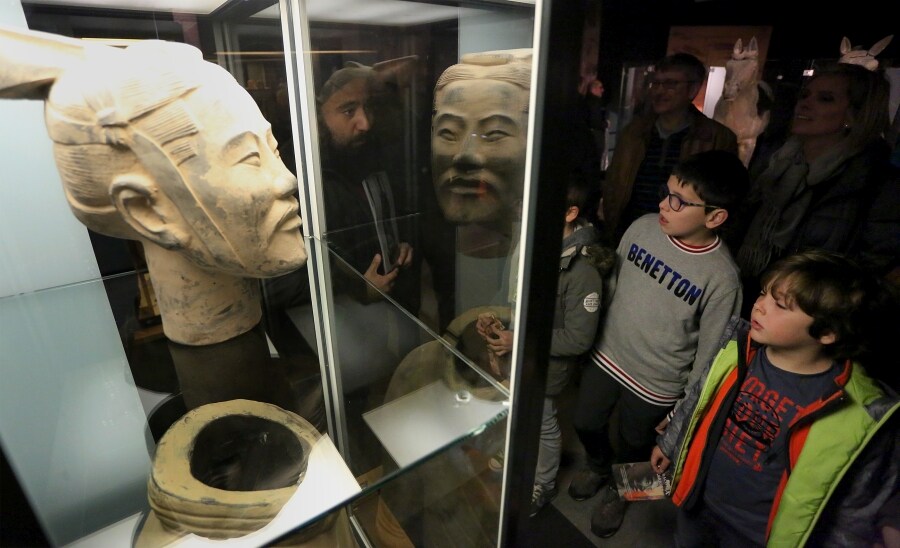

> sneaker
[590,486,628,538]
[488,449,505,472]
[529,485,558,517]
[567,467,609,501]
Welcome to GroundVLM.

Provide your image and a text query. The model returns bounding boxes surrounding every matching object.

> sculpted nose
[274,163,298,198]
[452,133,484,169]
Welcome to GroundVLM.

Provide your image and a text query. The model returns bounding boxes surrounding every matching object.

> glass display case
[1,0,587,545]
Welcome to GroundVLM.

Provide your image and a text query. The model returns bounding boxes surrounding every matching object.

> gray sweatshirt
[591,214,742,406]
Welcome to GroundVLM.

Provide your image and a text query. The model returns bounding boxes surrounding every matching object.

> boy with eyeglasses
[569,150,749,538]
[601,52,738,243]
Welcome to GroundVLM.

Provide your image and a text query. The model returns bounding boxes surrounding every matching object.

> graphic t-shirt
[703,349,838,545]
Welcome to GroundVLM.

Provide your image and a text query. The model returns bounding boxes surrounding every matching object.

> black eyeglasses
[658,185,721,212]
[648,79,696,91]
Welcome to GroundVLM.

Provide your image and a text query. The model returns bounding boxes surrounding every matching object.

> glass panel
[0,279,151,546]
[290,0,536,543]
[306,2,535,337]
[311,257,510,546]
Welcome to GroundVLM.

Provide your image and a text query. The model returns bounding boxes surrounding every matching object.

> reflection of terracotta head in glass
[432,49,532,225]
[0,31,306,278]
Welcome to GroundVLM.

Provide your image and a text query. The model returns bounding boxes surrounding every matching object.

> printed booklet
[611,461,672,501]
[362,171,401,274]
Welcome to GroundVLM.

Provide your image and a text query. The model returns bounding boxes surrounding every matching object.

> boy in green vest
[652,250,898,546]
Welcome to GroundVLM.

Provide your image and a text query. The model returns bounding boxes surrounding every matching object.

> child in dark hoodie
[478,173,617,517]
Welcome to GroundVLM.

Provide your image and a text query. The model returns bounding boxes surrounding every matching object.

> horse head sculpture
[721,37,759,100]
[713,36,771,166]
[838,35,893,71]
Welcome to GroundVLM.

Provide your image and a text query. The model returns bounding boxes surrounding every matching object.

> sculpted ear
[840,37,852,56]
[110,175,190,250]
[868,35,893,56]
[747,36,759,57]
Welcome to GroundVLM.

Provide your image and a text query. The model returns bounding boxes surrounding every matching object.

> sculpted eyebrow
[433,112,464,125]
[433,113,519,127]
[480,114,518,126]
[224,131,257,156]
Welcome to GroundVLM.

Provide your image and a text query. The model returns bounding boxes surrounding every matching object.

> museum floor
[519,378,678,547]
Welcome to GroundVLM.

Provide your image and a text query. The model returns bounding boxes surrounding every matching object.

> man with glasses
[600,53,738,242]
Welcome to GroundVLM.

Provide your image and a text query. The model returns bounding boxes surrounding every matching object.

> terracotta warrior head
[0,26,307,344]
[431,49,532,225]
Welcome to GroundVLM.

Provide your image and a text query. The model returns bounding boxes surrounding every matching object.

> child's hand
[475,312,498,340]
[486,327,513,356]
[394,242,414,269]
[650,446,671,473]
[476,313,507,342]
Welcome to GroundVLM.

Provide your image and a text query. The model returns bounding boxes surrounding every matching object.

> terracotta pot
[147,399,318,539]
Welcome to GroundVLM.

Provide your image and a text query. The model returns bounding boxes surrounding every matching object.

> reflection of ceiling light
[22,0,223,14]
[72,39,381,56]
[214,50,377,56]
[80,37,144,47]
[216,51,284,57]
[23,0,493,24]
[258,0,485,25]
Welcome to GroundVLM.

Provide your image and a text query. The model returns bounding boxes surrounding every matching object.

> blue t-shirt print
[703,349,837,544]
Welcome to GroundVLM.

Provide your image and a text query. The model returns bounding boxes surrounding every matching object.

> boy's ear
[705,208,728,230]
[818,331,837,346]
[565,205,580,224]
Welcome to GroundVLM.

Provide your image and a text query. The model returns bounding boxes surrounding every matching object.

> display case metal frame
[0,0,594,545]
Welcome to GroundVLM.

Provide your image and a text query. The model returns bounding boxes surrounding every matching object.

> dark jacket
[546,222,616,395]
[733,139,898,318]
[321,138,421,312]
[778,140,896,275]
[602,106,738,236]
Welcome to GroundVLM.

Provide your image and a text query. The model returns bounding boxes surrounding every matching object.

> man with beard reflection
[317,61,419,309]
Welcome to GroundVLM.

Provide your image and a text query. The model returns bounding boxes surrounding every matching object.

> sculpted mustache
[263,202,301,243]
[278,203,300,226]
